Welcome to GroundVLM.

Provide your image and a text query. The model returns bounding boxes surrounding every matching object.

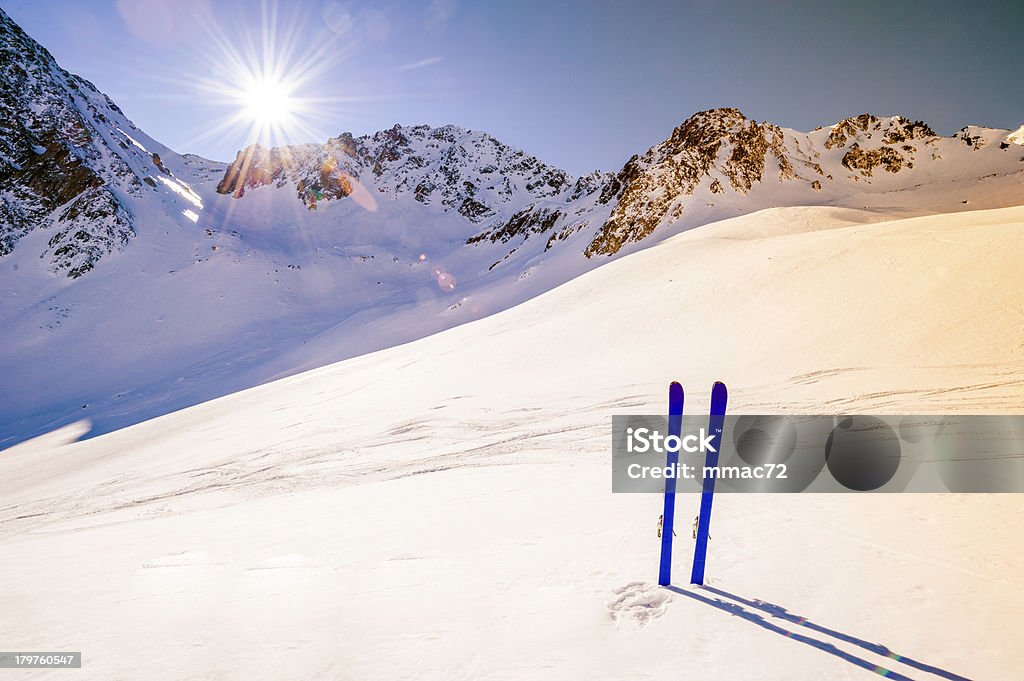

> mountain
[210,109,1024,269]
[583,108,1024,255]
[1,5,1023,449]
[0,8,219,278]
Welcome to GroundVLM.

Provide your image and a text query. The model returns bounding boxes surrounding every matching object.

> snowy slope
[2,204,1023,680]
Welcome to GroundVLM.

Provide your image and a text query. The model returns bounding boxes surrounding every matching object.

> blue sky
[5,0,1023,175]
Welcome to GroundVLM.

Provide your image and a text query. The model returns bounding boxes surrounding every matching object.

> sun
[187,0,369,152]
[242,76,294,126]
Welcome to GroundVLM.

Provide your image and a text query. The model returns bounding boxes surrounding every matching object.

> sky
[4,0,1023,175]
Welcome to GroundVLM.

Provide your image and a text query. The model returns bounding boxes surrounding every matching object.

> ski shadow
[664,585,973,681]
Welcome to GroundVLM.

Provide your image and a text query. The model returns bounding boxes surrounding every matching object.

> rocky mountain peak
[583,108,801,256]
[215,123,582,224]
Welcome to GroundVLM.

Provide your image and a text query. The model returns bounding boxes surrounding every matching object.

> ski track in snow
[4,364,1021,543]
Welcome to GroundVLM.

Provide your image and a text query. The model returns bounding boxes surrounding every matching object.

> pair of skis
[657,381,728,587]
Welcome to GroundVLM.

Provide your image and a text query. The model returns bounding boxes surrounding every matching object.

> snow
[4,10,1023,677]
[1007,124,1024,146]
[1,204,1022,679]
[115,126,150,153]
[157,174,203,208]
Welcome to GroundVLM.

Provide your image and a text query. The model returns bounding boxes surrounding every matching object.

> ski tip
[710,381,728,409]
[669,381,684,412]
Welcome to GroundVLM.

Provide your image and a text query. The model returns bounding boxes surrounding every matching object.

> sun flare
[242,77,294,125]
[186,1,370,152]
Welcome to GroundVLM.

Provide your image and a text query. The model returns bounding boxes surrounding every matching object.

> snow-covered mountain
[582,108,1024,256]
[2,5,1023,449]
[0,8,220,278]
[210,107,1024,266]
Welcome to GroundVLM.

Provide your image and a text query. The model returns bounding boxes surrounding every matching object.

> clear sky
[5,0,1023,175]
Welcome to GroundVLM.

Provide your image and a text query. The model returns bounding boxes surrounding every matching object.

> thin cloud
[398,56,442,72]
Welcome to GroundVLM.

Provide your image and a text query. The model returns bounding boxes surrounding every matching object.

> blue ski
[690,381,728,586]
[657,381,684,586]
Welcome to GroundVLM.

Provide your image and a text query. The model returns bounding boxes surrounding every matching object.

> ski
[657,381,684,586]
[690,381,728,586]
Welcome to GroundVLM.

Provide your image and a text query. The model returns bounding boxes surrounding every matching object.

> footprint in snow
[607,582,671,629]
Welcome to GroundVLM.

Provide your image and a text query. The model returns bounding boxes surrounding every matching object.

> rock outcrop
[585,108,807,256]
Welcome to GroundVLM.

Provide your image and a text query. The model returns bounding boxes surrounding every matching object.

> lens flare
[436,271,456,291]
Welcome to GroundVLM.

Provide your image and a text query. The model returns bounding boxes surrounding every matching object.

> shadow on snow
[665,584,973,681]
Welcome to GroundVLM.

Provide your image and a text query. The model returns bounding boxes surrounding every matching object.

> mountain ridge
[210,107,1024,267]
[4,0,1023,279]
